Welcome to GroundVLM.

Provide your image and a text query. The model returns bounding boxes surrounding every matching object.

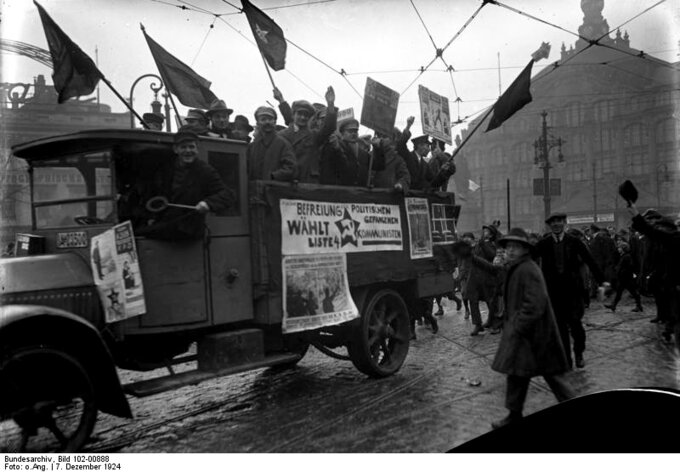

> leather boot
[470,325,484,336]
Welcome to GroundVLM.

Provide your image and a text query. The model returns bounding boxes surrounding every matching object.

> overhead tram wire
[410,0,438,50]
[220,0,337,15]
[400,1,489,96]
[191,16,218,66]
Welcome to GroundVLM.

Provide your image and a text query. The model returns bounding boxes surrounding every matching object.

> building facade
[0,75,130,246]
[455,0,679,234]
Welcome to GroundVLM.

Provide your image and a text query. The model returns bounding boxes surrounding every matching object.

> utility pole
[534,111,564,223]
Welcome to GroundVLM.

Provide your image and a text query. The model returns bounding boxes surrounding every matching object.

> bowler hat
[206,99,233,116]
[291,100,315,115]
[482,224,500,239]
[185,109,208,123]
[545,212,567,224]
[173,125,199,144]
[461,232,476,240]
[411,135,431,146]
[339,118,360,132]
[142,112,163,125]
[233,115,254,132]
[498,227,533,248]
[254,106,277,120]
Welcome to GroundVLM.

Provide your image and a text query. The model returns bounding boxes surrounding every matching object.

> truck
[0,129,459,452]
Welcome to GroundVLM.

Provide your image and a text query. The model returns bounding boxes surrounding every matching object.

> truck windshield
[31,151,115,229]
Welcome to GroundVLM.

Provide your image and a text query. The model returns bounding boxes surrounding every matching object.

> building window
[565,102,582,127]
[655,118,679,144]
[594,100,613,122]
[623,123,647,147]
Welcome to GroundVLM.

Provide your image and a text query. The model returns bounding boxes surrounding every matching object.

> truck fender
[0,304,132,419]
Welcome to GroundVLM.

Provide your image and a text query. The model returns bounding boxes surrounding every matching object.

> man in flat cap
[184,109,211,135]
[278,86,337,183]
[206,99,234,139]
[142,112,164,131]
[246,106,296,182]
[534,212,605,369]
[138,126,234,239]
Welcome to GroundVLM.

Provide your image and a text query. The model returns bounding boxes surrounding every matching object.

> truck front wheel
[0,347,97,452]
[347,289,411,378]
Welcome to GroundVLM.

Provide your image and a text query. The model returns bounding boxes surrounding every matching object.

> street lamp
[534,110,564,222]
[129,74,165,129]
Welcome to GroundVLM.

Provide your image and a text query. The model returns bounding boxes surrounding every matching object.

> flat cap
[174,125,200,144]
[291,100,315,115]
[185,109,208,122]
[411,134,431,146]
[545,212,567,224]
[254,106,277,120]
[339,118,359,132]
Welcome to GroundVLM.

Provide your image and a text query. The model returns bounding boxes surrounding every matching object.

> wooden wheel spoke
[385,309,399,324]
[44,413,68,448]
[380,340,392,363]
[368,333,381,347]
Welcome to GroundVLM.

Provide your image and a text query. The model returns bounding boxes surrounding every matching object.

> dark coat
[371,143,410,190]
[632,214,680,291]
[491,254,570,377]
[246,132,296,182]
[535,232,604,309]
[615,252,636,286]
[461,241,497,301]
[402,151,435,190]
[141,157,234,239]
[589,232,619,283]
[322,139,386,187]
[278,108,337,183]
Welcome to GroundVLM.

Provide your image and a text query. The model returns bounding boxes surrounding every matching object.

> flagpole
[258,51,277,89]
[99,74,150,129]
[166,91,183,131]
[447,105,494,163]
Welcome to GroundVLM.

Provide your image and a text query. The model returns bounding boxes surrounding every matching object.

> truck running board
[123,352,301,397]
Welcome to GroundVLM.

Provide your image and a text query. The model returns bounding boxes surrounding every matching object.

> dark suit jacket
[535,232,604,304]
[402,151,435,190]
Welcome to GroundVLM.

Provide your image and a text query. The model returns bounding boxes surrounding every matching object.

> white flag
[469,179,480,192]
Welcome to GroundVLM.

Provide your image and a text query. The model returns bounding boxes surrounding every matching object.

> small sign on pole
[360,77,399,136]
[337,107,354,123]
[418,85,452,145]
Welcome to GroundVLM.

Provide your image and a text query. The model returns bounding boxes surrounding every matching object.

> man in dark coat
[535,213,605,369]
[278,87,337,183]
[628,204,680,347]
[482,228,574,429]
[604,242,643,313]
[402,134,455,191]
[246,106,296,182]
[138,126,235,239]
[589,224,619,295]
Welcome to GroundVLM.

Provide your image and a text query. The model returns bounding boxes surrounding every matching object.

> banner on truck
[418,85,452,145]
[280,199,403,254]
[405,197,433,259]
[282,253,359,333]
[360,77,399,136]
[90,221,146,323]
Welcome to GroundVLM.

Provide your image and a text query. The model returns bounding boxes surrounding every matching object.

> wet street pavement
[85,294,678,453]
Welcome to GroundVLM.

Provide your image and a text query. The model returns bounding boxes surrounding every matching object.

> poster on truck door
[282,253,359,333]
[90,221,146,322]
[405,197,433,259]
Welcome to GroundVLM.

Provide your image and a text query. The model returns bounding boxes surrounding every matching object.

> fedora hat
[206,99,233,116]
[233,115,254,132]
[618,180,638,205]
[498,227,533,248]
[545,212,567,224]
[185,109,208,123]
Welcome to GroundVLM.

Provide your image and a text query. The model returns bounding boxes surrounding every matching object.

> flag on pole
[485,60,534,132]
[142,26,217,109]
[469,179,481,192]
[485,42,550,132]
[241,0,287,71]
[34,1,101,104]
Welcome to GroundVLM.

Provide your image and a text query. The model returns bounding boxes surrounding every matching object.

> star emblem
[107,288,120,307]
[255,23,269,44]
[335,209,360,247]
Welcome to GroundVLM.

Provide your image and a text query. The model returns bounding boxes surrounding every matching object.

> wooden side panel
[208,236,254,324]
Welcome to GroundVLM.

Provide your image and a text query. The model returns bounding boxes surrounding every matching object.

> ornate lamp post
[129,74,164,129]
[533,110,564,222]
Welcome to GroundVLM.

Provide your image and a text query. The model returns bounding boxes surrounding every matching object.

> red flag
[34,1,101,104]
[241,0,287,71]
[142,26,217,109]
[486,60,534,132]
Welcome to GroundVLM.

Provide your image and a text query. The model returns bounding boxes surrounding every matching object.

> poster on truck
[418,85,452,145]
[282,253,359,333]
[90,221,146,322]
[280,199,403,255]
[405,197,433,259]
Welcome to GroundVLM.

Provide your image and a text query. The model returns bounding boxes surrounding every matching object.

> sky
[1,0,678,146]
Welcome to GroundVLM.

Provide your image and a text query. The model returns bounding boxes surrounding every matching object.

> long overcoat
[491,254,570,377]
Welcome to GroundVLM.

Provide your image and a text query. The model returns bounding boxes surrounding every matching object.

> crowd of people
[418,206,680,429]
[141,88,456,191]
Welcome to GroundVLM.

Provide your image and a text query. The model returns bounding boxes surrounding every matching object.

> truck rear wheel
[347,289,411,378]
[0,347,97,452]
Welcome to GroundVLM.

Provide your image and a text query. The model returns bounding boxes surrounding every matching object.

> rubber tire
[0,347,98,452]
[347,288,411,378]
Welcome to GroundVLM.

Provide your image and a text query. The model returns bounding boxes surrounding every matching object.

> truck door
[204,143,253,325]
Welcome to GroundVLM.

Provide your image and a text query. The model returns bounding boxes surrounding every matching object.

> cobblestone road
[86,294,678,453]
